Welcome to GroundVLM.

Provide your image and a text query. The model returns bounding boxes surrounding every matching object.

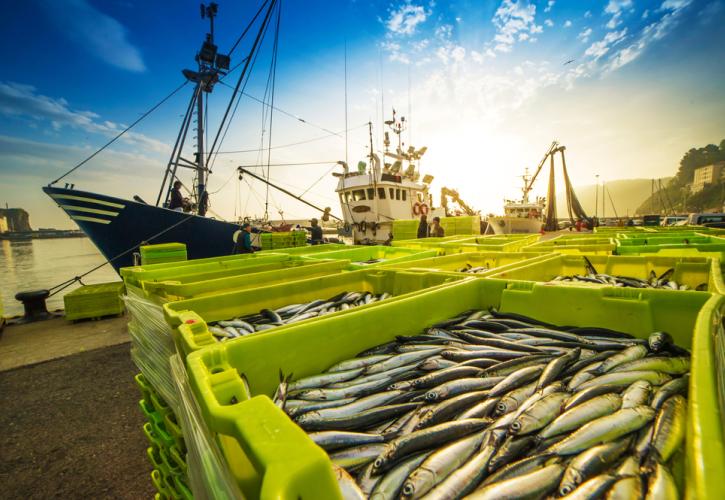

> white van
[686,213,725,225]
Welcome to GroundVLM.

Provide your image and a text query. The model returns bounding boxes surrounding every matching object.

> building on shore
[691,162,725,194]
[0,208,32,232]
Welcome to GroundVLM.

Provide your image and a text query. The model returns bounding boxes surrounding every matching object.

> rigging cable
[228,0,271,55]
[48,81,188,186]
[206,2,278,176]
[263,1,282,220]
[205,0,278,170]
[47,213,198,296]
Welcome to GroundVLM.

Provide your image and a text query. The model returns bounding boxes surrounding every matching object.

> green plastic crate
[164,269,467,356]
[147,446,164,471]
[488,254,724,293]
[63,281,124,321]
[140,259,350,303]
[615,234,725,259]
[121,253,293,288]
[141,243,188,266]
[174,475,193,500]
[151,470,169,498]
[440,234,540,254]
[184,279,714,500]
[301,245,438,269]
[259,243,348,256]
[523,235,616,255]
[378,251,550,276]
[390,234,481,250]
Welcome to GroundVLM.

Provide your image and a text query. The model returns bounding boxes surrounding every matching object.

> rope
[228,0,271,55]
[47,213,197,296]
[49,81,188,186]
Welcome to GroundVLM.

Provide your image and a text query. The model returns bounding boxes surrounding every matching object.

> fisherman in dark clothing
[417,214,429,238]
[233,222,254,254]
[430,216,445,237]
[309,218,324,245]
[169,180,184,211]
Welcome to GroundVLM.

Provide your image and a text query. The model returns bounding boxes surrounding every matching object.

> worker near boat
[233,223,255,254]
[308,218,324,245]
[416,214,445,238]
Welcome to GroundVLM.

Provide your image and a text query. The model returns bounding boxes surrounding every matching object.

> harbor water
[0,238,121,317]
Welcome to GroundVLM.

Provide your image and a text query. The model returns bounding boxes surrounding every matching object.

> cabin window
[389,188,395,199]
[417,193,424,203]
[367,188,375,200]
[378,188,386,199]
[395,189,401,200]
[344,192,351,203]
[402,190,407,201]
[352,189,366,201]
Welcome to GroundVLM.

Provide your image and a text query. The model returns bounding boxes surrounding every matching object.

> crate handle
[185,350,342,499]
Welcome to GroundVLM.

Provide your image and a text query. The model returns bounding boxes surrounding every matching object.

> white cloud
[584,29,628,60]
[642,9,650,18]
[605,0,694,72]
[545,1,555,13]
[604,0,633,28]
[491,0,543,53]
[38,0,145,72]
[660,0,692,9]
[564,20,573,27]
[584,10,592,18]
[386,3,429,35]
[545,19,554,27]
[578,27,593,42]
[0,81,169,154]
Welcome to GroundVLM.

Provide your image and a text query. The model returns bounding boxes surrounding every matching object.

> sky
[1,0,724,229]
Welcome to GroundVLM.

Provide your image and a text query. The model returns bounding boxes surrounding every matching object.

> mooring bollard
[14,289,51,322]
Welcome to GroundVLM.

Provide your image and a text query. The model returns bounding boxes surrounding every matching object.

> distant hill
[556,178,662,219]
[635,139,725,214]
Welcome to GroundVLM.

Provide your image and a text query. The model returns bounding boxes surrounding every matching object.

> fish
[539,394,622,440]
[465,463,565,500]
[645,395,687,468]
[558,438,631,495]
[548,406,655,455]
[402,430,489,498]
[645,463,679,500]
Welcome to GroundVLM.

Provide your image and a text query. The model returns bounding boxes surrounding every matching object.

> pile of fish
[548,257,706,291]
[208,291,390,341]
[354,259,386,266]
[455,264,490,274]
[274,309,689,499]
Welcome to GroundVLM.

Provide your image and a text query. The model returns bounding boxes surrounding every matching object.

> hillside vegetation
[635,139,725,214]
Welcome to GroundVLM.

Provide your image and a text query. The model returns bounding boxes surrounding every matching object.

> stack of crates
[391,219,420,240]
[141,243,188,266]
[438,215,481,236]
[258,231,308,250]
[135,373,192,500]
[118,233,725,499]
[63,281,125,321]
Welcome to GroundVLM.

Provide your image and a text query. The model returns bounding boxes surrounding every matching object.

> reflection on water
[0,238,121,317]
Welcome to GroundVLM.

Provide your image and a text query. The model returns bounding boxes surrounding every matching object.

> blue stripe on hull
[43,187,241,272]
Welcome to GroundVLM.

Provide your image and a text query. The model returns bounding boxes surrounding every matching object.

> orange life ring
[419,204,430,215]
[413,202,421,216]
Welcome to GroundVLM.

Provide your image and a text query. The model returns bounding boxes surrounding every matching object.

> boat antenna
[407,64,412,147]
[263,0,282,221]
[344,39,349,169]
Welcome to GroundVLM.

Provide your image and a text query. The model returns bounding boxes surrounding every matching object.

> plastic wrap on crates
[169,354,242,500]
[131,346,177,409]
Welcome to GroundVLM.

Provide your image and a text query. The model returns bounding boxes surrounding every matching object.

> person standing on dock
[234,223,255,254]
[417,214,429,238]
[309,218,324,245]
[169,180,184,211]
[431,216,445,237]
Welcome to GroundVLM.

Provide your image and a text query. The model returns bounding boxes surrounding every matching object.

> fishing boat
[488,141,591,233]
[43,2,283,271]
[488,169,545,234]
[333,111,478,244]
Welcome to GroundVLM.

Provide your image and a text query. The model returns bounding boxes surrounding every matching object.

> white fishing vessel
[333,111,449,244]
[488,169,545,234]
